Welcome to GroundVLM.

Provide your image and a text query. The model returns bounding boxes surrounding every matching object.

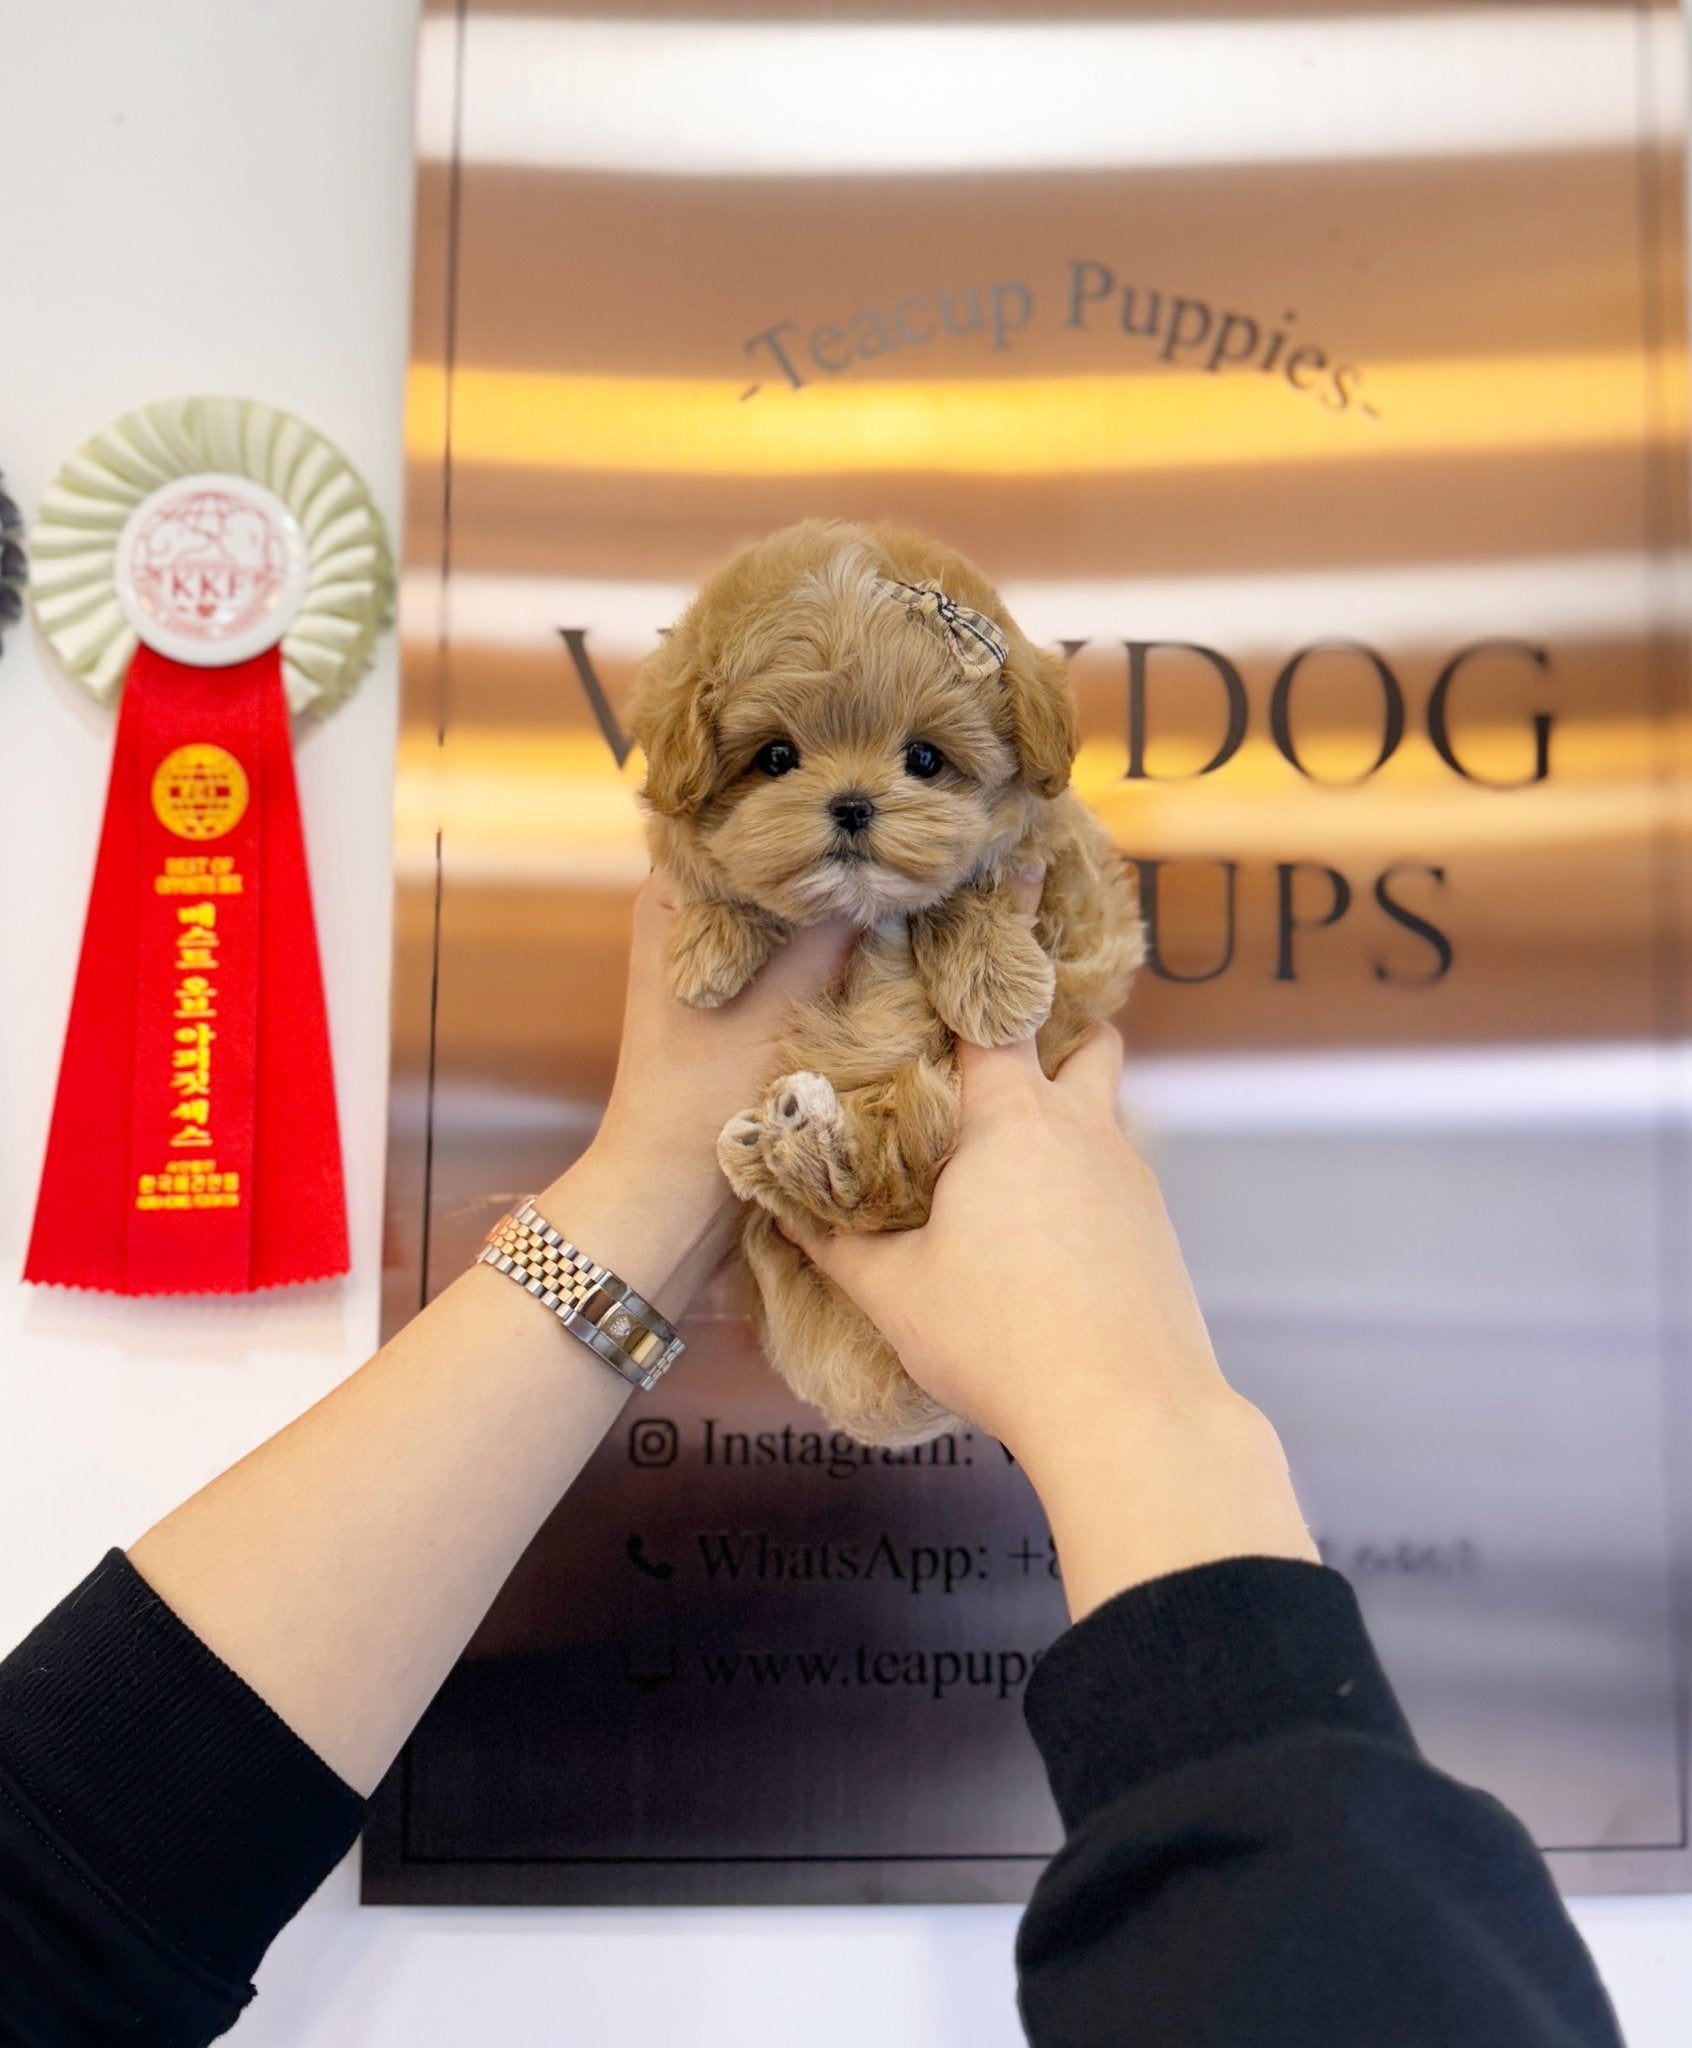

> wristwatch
[476,1198,684,1393]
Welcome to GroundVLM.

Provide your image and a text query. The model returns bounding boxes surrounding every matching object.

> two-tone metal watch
[475,1198,684,1393]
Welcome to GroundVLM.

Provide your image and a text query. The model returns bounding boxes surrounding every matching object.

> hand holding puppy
[590,870,856,1220]
[781,1007,1320,1620]
[628,518,1144,1444]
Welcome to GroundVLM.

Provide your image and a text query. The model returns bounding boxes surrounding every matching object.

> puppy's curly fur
[630,520,1144,1444]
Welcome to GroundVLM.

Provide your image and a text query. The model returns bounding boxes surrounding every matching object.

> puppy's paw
[934,928,1056,1046]
[718,1073,861,1223]
[766,1072,861,1220]
[669,900,782,1009]
[718,1107,774,1203]
[766,1071,840,1136]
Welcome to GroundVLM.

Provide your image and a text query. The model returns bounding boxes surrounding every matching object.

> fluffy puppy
[629,519,1144,1444]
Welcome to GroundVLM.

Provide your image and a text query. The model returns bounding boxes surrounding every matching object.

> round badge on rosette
[24,398,394,1297]
[32,395,390,712]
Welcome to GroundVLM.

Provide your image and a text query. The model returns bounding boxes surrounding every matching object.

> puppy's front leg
[668,896,788,1008]
[912,877,1054,1046]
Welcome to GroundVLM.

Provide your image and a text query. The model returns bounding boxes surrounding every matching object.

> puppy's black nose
[829,793,876,835]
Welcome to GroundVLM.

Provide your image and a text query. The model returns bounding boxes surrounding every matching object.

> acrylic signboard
[368,0,1692,1902]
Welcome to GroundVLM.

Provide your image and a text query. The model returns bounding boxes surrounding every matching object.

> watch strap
[476,1198,684,1393]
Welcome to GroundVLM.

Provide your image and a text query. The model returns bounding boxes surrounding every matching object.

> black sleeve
[0,1550,366,2047]
[1016,1556,1623,2048]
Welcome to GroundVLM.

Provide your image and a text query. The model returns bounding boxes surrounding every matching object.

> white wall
[0,5,1686,2044]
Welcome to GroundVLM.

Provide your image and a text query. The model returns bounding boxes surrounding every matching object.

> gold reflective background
[372,0,1692,1902]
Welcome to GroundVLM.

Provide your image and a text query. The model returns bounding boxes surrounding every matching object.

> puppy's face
[632,527,1076,925]
[703,588,1022,924]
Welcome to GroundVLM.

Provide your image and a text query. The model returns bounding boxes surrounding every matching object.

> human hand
[779,1023,1223,1455]
[780,1021,1317,1616]
[537,874,854,1310]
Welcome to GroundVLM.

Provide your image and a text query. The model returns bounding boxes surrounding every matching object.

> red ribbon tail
[25,644,347,1295]
[250,660,349,1287]
[23,668,149,1292]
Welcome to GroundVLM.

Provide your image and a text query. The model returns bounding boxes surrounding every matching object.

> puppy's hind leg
[719,1071,859,1225]
[721,1055,958,1235]
[838,1056,959,1232]
[741,1211,954,1446]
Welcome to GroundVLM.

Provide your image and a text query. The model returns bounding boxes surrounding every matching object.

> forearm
[1017,1390,1319,1623]
[1016,1559,1622,2048]
[128,1143,725,1795]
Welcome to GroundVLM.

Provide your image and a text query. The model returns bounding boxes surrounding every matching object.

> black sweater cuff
[1023,1556,1415,1834]
[0,1548,367,1987]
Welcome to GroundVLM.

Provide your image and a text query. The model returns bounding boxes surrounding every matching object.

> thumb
[1052,1021,1125,1117]
[1007,857,1045,920]
[758,913,856,1005]
[775,1209,879,1302]
[955,1034,1044,1105]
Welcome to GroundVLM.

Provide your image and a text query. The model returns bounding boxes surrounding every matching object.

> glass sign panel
[368,0,1692,1902]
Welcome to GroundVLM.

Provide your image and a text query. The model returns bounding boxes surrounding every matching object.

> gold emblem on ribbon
[151,744,250,840]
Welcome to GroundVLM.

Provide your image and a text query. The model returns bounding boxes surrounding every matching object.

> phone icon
[626,1532,674,1580]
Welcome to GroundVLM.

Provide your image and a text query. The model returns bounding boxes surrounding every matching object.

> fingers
[956,1033,1044,1103]
[1008,858,1045,918]
[776,1212,828,1268]
[755,912,856,1006]
[638,867,853,1013]
[1053,1022,1125,1115]
[627,872,678,978]
[643,868,682,916]
[630,871,667,927]
[775,1211,874,1300]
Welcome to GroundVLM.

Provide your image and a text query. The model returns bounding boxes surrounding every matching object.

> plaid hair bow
[873,575,1009,680]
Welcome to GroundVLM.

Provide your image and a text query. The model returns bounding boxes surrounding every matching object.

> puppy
[629,519,1144,1444]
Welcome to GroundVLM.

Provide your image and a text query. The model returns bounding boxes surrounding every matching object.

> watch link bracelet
[476,1198,684,1393]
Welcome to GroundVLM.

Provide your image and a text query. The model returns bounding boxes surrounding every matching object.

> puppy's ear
[1003,636,1078,799]
[629,623,717,817]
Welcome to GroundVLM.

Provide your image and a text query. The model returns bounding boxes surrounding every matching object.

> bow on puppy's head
[868,575,1009,683]
[630,520,1077,927]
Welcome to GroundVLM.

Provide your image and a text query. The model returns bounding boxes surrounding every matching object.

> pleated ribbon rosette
[0,466,25,661]
[24,397,393,1294]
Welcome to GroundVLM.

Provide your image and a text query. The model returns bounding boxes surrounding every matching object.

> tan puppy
[629,519,1144,1444]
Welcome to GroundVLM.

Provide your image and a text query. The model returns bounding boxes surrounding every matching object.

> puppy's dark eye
[904,741,945,780]
[754,739,800,777]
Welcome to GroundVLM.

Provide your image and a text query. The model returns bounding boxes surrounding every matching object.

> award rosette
[0,467,24,661]
[24,397,393,1294]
